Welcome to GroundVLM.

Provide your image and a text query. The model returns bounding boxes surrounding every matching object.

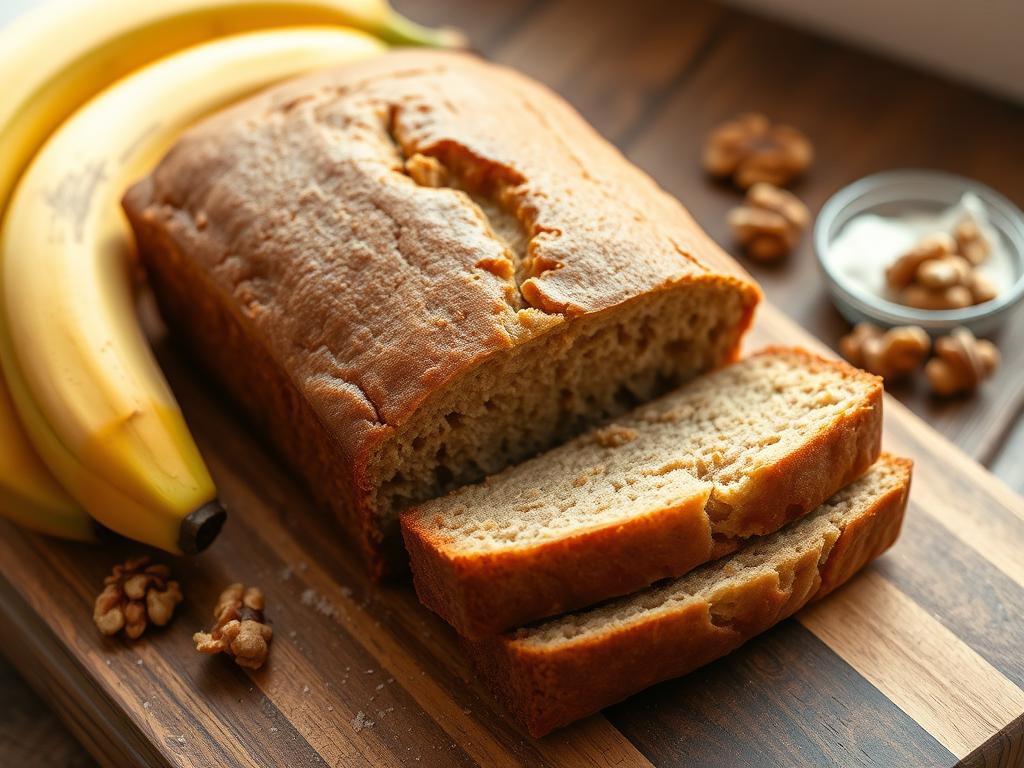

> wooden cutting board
[0,302,1022,768]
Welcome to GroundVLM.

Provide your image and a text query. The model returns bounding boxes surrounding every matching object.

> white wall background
[0,0,33,25]
[724,0,1023,103]
[3,0,1022,102]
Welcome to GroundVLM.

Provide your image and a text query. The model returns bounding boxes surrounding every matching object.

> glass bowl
[814,169,1024,335]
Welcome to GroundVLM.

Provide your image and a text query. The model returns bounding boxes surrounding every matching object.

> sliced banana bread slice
[465,455,911,737]
[401,348,882,638]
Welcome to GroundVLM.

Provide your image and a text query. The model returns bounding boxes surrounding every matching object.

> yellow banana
[0,27,386,553]
[0,0,462,215]
[0,379,94,541]
[0,0,455,543]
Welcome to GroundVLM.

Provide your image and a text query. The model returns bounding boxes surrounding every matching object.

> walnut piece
[916,255,972,290]
[886,220,998,309]
[728,182,810,261]
[885,233,956,290]
[193,584,272,670]
[900,283,973,310]
[93,556,182,640]
[703,113,813,189]
[967,271,998,304]
[925,327,999,396]
[839,322,930,380]
[953,217,990,265]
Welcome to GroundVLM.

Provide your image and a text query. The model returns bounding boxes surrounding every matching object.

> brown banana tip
[179,500,227,555]
[92,519,120,543]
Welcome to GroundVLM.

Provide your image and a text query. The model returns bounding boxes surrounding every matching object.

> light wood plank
[799,571,1024,759]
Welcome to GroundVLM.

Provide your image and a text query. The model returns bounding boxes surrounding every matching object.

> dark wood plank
[605,620,957,768]
[0,655,95,768]
[624,4,1024,464]
[489,0,725,143]
[877,494,1024,690]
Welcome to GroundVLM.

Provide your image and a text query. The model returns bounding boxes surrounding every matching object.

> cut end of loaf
[373,279,754,552]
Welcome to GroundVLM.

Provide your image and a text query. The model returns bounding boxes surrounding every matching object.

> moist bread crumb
[123,50,760,576]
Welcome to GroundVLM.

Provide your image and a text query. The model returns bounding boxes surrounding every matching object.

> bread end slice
[463,454,911,738]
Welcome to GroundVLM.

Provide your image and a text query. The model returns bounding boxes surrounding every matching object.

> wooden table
[2,0,1022,765]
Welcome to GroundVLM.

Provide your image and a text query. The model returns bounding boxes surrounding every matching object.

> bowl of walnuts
[815,169,1024,336]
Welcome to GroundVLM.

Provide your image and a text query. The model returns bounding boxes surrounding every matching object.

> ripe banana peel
[0,0,455,542]
[0,27,386,553]
[0,0,463,215]
[0,379,95,541]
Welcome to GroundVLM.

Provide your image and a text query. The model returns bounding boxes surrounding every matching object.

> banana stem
[179,500,227,554]
[376,11,467,48]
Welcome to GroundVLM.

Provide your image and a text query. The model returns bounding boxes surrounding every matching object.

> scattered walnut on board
[703,113,813,189]
[194,584,272,669]
[728,182,810,261]
[93,556,183,640]
[839,322,930,380]
[925,327,1000,396]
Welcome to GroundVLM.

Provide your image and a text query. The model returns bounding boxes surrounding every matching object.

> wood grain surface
[1,0,1023,766]
[2,307,1023,768]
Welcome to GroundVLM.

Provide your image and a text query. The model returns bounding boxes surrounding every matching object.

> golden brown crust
[816,456,911,598]
[463,456,911,738]
[403,348,882,637]
[402,489,718,638]
[124,50,759,575]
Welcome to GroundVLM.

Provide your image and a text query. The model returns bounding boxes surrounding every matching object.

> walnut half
[93,556,183,640]
[839,322,930,380]
[728,182,810,261]
[703,113,813,189]
[925,327,999,396]
[194,584,272,670]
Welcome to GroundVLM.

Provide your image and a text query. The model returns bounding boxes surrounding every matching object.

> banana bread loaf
[123,50,760,576]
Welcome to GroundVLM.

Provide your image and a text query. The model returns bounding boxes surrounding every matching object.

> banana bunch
[0,0,452,552]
